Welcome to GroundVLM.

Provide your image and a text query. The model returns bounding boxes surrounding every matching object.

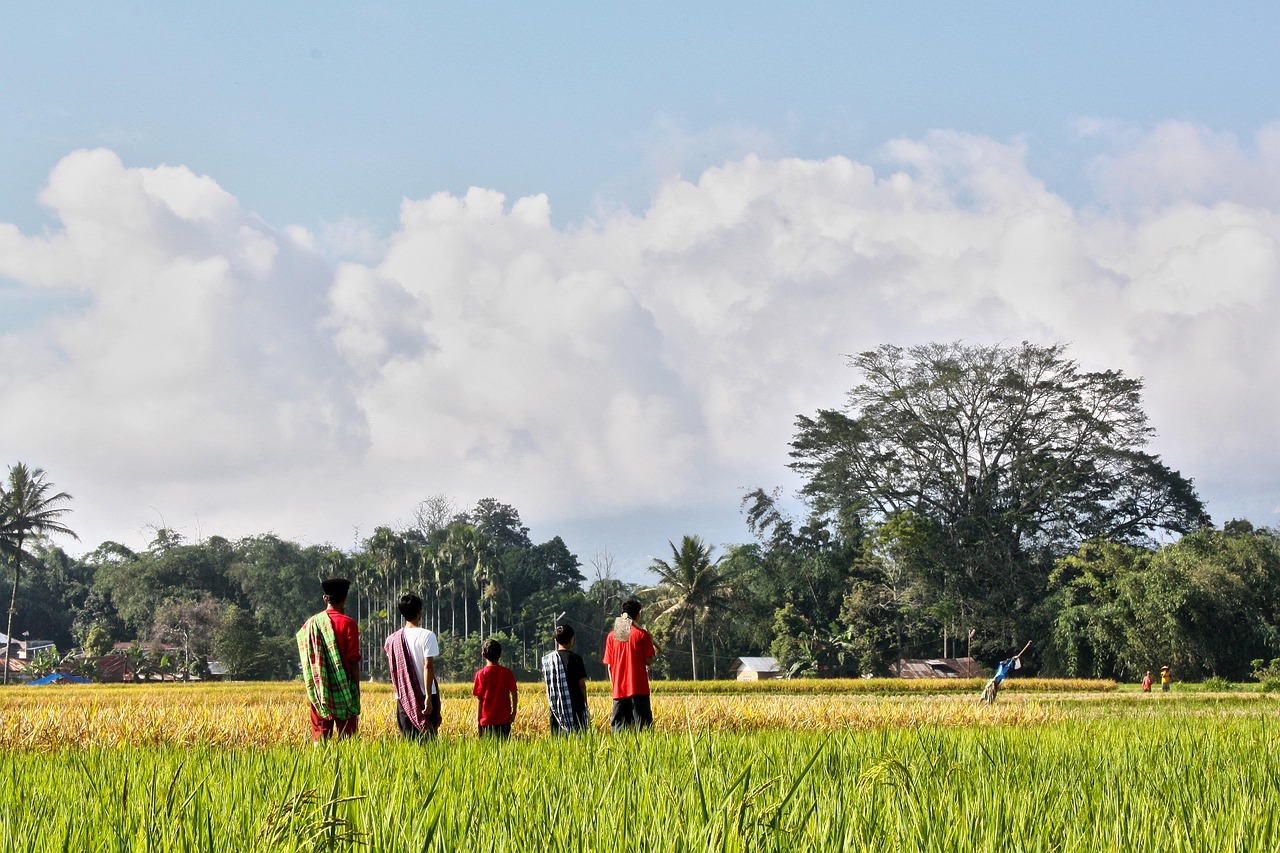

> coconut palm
[647,535,735,681]
[1,463,78,684]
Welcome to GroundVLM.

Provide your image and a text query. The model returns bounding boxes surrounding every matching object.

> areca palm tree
[443,524,485,637]
[647,535,735,681]
[1,463,78,684]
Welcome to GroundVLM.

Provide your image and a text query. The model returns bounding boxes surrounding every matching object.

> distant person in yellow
[1160,665,1171,692]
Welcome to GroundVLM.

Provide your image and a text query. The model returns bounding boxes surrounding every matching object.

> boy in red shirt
[603,599,657,731]
[472,639,518,739]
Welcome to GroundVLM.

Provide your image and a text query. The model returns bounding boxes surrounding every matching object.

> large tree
[790,342,1209,649]
[1,463,78,684]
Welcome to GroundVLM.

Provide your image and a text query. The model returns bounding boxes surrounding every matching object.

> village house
[733,656,782,681]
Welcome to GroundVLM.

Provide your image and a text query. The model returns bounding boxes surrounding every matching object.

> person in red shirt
[603,599,657,731]
[472,639,518,739]
[297,577,361,742]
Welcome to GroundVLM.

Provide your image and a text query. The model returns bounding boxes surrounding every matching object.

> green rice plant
[2,691,1280,851]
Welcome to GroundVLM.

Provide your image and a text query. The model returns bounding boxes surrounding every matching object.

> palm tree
[647,535,735,681]
[444,525,484,637]
[1,463,78,684]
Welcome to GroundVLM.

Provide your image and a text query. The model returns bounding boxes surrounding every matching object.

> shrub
[1250,659,1280,693]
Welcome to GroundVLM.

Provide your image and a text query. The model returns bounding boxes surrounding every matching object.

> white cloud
[2,130,1279,557]
[1085,121,1280,210]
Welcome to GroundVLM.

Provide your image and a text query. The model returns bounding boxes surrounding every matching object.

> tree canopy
[788,341,1210,650]
[791,342,1208,547]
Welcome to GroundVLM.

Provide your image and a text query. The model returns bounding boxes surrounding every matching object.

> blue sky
[6,3,1273,235]
[2,4,1279,576]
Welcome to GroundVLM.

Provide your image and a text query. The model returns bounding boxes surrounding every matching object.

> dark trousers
[549,712,589,735]
[479,724,511,739]
[397,700,441,738]
[611,694,653,731]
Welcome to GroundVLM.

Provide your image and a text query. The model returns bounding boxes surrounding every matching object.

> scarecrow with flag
[979,640,1032,704]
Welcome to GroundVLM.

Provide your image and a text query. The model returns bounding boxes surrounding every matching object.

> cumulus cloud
[1085,121,1280,209]
[1,129,1278,556]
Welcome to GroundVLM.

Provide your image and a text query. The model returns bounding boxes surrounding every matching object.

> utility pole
[552,611,565,649]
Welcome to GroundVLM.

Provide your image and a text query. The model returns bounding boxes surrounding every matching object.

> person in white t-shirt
[384,593,442,737]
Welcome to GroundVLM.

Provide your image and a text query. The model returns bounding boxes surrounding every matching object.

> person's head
[398,593,424,623]
[321,577,351,608]
[554,623,575,649]
[482,639,502,663]
[621,599,642,620]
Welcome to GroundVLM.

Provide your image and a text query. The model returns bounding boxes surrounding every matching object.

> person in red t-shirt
[472,639,518,739]
[603,599,657,731]
[298,577,362,742]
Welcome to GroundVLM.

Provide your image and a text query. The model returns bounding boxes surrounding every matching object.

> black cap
[322,577,351,600]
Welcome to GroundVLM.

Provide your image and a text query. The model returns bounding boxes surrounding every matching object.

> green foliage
[430,629,536,682]
[1044,524,1280,680]
[1250,658,1280,693]
[646,535,735,680]
[83,624,114,658]
[214,604,270,680]
[788,342,1208,658]
[27,645,61,678]
[1,462,78,684]
[1202,676,1230,691]
[228,535,336,637]
[738,489,864,673]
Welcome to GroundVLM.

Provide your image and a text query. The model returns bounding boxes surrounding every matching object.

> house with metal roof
[733,656,782,681]
[897,657,986,678]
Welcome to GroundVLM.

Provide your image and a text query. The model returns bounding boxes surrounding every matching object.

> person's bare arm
[510,689,519,721]
[424,655,437,710]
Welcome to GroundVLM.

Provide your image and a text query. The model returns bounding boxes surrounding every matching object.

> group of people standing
[296,577,659,742]
[1141,665,1172,693]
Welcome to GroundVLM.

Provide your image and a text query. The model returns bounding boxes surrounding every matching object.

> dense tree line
[705,342,1276,681]
[3,494,613,682]
[5,341,1280,684]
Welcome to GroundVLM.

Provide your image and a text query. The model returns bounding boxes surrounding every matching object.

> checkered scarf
[297,613,361,721]
[542,650,588,732]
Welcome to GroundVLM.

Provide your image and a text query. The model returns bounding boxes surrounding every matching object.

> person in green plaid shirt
[297,577,362,741]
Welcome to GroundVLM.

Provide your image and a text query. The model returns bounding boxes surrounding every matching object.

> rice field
[1,681,1276,851]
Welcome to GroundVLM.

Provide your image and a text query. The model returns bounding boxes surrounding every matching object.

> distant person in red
[472,639,518,739]
[1142,670,1152,693]
[603,599,657,731]
[296,577,361,742]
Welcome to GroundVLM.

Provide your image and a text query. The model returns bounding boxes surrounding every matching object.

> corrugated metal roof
[734,656,780,672]
[897,657,986,678]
